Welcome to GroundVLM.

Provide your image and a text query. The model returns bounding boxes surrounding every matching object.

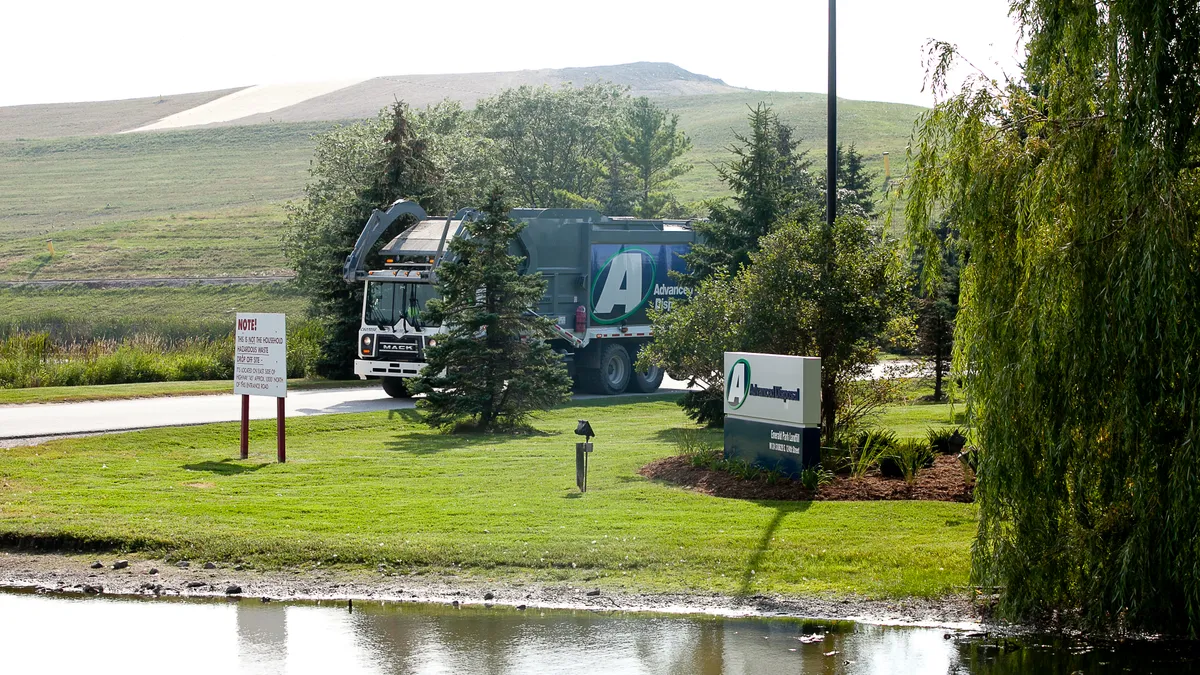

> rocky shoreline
[0,550,984,630]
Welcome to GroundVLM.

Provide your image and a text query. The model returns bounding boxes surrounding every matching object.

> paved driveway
[0,377,693,440]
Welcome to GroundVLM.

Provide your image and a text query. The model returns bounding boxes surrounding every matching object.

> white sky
[1,0,1024,108]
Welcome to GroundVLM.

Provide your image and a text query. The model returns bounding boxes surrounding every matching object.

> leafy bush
[723,458,762,481]
[674,428,723,470]
[927,426,967,455]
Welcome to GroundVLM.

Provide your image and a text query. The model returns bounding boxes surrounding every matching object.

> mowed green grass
[0,206,291,280]
[0,397,974,599]
[877,399,968,440]
[0,123,328,239]
[0,283,309,327]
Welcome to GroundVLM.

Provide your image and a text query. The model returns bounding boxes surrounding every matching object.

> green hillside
[670,91,922,202]
[0,95,921,282]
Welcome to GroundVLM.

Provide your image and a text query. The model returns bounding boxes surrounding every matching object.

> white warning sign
[234,313,287,398]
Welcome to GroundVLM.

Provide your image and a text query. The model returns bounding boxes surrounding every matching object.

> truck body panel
[349,204,696,396]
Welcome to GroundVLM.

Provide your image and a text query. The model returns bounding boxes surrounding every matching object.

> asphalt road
[0,362,916,442]
[0,377,694,440]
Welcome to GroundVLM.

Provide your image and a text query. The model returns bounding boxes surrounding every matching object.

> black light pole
[827,0,837,230]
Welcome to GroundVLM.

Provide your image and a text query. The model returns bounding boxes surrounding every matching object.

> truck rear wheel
[381,377,409,398]
[629,344,664,393]
[578,343,631,395]
[631,363,664,393]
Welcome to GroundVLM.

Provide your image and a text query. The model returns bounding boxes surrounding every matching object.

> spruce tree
[613,97,693,218]
[409,190,572,430]
[913,220,961,402]
[835,143,878,216]
[284,102,440,377]
[683,103,817,283]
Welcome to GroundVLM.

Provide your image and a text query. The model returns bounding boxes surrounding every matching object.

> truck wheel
[578,343,631,395]
[631,363,664,393]
[629,344,664,393]
[381,378,409,398]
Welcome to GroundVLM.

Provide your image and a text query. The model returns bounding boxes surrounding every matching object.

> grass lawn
[0,378,372,405]
[0,205,293,281]
[876,399,967,440]
[0,283,309,330]
[0,396,975,599]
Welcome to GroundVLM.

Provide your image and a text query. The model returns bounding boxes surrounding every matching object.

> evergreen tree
[913,220,961,401]
[409,190,572,430]
[284,102,440,377]
[683,103,817,282]
[907,1,1200,633]
[818,143,879,218]
[600,151,635,216]
[838,144,878,216]
[613,97,693,218]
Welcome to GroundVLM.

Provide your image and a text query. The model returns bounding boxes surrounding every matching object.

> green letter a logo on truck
[591,248,656,324]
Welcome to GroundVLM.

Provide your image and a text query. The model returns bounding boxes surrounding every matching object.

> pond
[0,589,1196,673]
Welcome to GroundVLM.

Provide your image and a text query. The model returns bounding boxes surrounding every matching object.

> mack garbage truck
[343,199,697,397]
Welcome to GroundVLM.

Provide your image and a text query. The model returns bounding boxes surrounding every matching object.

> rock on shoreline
[0,550,983,629]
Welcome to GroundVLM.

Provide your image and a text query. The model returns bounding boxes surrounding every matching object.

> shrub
[927,426,967,455]
[674,428,723,469]
[724,458,762,481]
[846,428,896,479]
[800,467,835,491]
[880,440,935,483]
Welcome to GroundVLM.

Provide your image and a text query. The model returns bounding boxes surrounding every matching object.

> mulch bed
[639,454,974,503]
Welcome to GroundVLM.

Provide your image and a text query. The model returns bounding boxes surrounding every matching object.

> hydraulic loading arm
[342,199,429,283]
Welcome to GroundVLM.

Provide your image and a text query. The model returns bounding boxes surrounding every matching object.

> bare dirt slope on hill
[0,88,245,140]
[202,62,743,126]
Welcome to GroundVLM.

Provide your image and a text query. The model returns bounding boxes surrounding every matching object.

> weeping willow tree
[906,2,1200,633]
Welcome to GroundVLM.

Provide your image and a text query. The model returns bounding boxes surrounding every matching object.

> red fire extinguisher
[575,305,587,333]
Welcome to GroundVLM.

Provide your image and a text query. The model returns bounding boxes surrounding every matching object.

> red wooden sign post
[234,313,288,463]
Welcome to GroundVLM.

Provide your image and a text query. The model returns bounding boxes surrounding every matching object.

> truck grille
[371,335,423,361]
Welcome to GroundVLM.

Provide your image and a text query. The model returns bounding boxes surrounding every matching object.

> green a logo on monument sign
[726,358,750,410]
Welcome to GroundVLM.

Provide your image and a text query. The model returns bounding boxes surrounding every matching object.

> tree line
[285,86,957,433]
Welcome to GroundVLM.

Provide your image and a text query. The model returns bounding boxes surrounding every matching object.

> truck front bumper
[354,359,428,379]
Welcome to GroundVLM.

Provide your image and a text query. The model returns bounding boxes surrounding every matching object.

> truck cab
[345,200,696,398]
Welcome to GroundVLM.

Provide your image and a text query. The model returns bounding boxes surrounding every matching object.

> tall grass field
[0,283,317,389]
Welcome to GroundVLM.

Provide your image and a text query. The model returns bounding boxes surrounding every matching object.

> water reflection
[0,590,1196,674]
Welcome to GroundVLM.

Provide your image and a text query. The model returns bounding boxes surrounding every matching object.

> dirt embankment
[0,551,983,628]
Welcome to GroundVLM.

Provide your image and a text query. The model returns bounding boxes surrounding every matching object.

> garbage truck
[343,199,697,397]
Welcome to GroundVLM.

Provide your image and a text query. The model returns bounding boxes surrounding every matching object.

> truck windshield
[364,282,439,329]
